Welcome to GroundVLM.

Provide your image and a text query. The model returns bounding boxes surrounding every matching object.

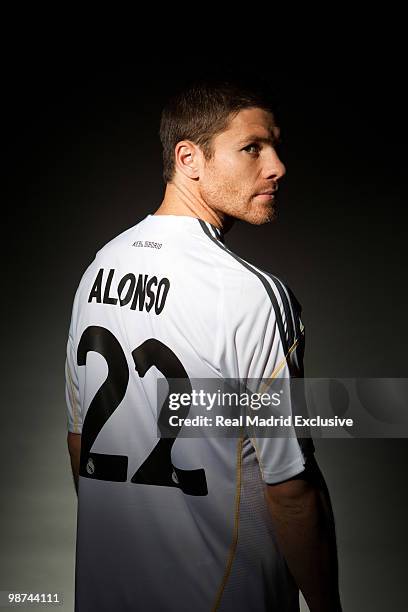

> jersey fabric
[65,214,314,612]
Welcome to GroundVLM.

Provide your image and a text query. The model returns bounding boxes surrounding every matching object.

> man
[66,77,342,611]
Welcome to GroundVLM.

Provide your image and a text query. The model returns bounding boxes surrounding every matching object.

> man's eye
[244,144,260,154]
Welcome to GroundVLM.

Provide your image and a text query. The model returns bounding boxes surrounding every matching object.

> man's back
[66,214,310,611]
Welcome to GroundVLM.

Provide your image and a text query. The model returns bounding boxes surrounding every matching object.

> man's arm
[265,455,342,612]
[67,432,81,495]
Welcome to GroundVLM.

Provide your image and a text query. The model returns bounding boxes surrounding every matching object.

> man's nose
[263,149,286,181]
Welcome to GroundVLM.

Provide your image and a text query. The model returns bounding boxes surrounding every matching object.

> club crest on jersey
[86,457,95,475]
[88,268,170,315]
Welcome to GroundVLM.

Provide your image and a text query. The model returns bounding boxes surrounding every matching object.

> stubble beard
[201,178,277,226]
[247,196,277,225]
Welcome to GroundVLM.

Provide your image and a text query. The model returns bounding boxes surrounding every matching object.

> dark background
[2,50,407,611]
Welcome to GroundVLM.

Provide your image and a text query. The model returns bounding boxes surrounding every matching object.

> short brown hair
[159,75,278,184]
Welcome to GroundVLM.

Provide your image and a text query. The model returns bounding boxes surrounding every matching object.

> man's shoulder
[216,244,292,306]
[215,245,303,351]
[95,223,140,258]
[71,223,140,297]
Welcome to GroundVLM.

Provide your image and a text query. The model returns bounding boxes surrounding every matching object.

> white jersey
[65,214,314,612]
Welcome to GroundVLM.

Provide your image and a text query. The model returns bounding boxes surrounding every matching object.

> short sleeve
[219,270,314,484]
[65,333,83,433]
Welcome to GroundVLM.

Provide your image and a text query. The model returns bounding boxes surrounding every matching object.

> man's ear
[174,140,203,179]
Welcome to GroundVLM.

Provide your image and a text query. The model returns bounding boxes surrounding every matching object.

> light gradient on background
[2,57,407,611]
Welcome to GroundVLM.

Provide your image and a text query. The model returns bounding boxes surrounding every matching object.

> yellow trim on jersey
[248,430,265,479]
[211,435,244,612]
[258,336,299,395]
[249,335,301,475]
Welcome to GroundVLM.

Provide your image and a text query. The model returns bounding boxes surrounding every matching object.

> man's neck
[154,182,229,231]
